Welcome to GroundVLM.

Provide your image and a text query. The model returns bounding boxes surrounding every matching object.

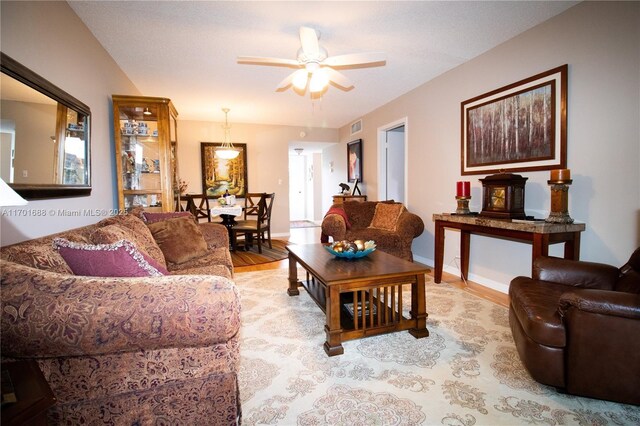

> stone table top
[432,213,586,234]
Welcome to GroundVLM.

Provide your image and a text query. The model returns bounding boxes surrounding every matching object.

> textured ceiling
[69,1,577,129]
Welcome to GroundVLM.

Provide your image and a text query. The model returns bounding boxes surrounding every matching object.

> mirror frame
[1,52,91,199]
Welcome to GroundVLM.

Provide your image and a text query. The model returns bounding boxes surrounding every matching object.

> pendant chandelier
[215,108,240,159]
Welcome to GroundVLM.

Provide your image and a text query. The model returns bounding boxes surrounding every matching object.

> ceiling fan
[237,26,386,95]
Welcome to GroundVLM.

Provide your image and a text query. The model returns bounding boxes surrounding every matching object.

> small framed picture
[347,139,362,183]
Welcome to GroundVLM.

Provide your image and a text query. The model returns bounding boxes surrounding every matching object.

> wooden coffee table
[286,244,430,356]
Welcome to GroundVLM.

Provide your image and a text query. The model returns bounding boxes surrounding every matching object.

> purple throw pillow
[143,211,194,224]
[53,238,168,277]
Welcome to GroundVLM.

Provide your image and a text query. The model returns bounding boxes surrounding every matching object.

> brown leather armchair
[509,248,640,405]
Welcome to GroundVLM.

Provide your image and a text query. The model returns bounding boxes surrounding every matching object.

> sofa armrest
[533,256,619,290]
[199,222,229,249]
[1,261,240,359]
[559,289,640,320]
[396,211,425,239]
[321,214,347,241]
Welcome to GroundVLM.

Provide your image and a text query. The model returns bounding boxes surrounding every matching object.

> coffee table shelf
[287,244,430,356]
[300,275,409,331]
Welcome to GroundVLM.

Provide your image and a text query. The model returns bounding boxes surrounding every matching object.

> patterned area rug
[234,268,640,425]
[230,239,289,267]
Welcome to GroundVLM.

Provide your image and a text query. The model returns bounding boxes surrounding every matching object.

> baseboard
[416,255,509,307]
[442,272,509,307]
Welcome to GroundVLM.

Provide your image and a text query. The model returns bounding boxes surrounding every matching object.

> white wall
[326,1,640,292]
[0,1,140,246]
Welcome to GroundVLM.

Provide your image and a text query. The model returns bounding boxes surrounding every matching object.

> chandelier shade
[215,108,240,159]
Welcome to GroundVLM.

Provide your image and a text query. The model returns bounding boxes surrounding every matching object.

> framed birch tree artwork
[461,65,567,175]
[200,142,247,197]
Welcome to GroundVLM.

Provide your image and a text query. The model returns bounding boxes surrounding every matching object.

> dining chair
[231,193,275,253]
[261,192,276,246]
[242,193,266,220]
[185,194,211,222]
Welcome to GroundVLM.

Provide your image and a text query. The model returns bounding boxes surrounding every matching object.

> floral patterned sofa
[0,211,241,424]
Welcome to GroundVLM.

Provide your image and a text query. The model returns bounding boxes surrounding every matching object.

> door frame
[377,117,408,203]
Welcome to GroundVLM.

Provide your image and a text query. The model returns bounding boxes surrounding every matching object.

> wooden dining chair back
[261,193,276,247]
[185,194,211,222]
[231,193,275,253]
[243,193,265,220]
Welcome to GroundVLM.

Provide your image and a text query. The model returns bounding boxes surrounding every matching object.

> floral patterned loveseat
[321,200,424,261]
[0,211,241,424]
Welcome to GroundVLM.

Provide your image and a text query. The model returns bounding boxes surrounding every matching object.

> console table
[432,214,586,283]
[332,194,367,204]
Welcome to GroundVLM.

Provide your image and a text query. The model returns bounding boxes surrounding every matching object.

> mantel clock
[479,173,528,219]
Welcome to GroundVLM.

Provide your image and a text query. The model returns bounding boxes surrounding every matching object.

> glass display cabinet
[112,95,178,212]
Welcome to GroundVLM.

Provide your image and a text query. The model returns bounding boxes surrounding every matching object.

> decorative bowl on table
[324,240,376,259]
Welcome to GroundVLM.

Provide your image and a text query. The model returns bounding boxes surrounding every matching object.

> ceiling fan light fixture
[309,68,329,93]
[292,69,309,90]
[215,108,240,160]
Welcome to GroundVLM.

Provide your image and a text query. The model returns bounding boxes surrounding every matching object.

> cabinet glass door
[118,105,163,210]
[113,95,178,213]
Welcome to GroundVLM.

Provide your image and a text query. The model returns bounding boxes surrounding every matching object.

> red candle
[456,181,470,197]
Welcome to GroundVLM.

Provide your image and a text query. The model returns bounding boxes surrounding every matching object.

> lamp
[215,108,240,160]
[292,69,309,91]
[294,148,304,155]
[0,178,28,206]
[143,107,152,116]
[309,68,329,93]
[291,64,330,94]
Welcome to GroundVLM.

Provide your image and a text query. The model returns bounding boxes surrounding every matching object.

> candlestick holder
[545,179,574,223]
[455,196,471,215]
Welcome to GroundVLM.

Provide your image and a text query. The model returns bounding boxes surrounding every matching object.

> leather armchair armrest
[321,214,347,241]
[199,222,229,249]
[559,289,640,320]
[534,256,619,290]
[396,211,425,239]
[1,261,241,359]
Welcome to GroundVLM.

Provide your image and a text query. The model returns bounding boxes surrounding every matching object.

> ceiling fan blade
[299,26,320,57]
[276,69,308,91]
[276,71,297,91]
[237,56,300,68]
[324,68,353,90]
[323,52,387,67]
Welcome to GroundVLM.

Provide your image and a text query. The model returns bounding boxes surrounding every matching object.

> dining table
[210,204,243,248]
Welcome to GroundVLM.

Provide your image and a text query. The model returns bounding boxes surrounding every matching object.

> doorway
[288,154,306,221]
[377,118,407,202]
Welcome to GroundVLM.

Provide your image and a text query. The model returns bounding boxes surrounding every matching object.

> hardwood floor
[233,227,322,273]
[236,225,508,307]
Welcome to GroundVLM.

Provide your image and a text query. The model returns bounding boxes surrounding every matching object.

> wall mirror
[0,52,91,199]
